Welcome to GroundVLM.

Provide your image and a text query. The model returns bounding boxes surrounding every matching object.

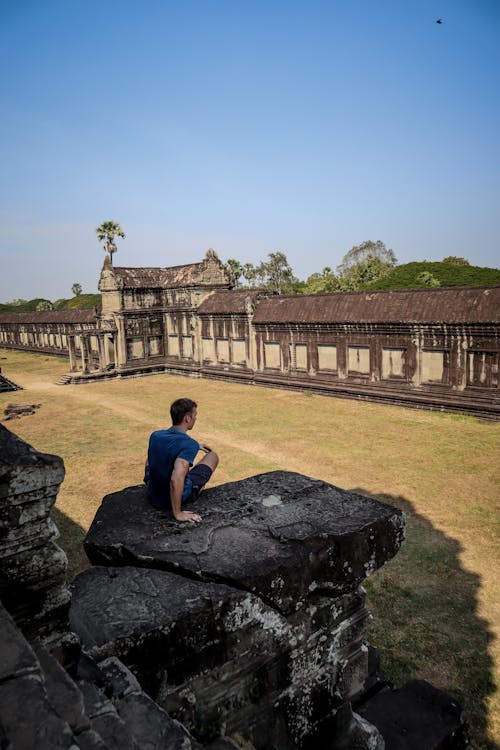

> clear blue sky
[1,0,499,300]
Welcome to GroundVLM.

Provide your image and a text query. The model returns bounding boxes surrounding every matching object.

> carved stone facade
[0,249,499,418]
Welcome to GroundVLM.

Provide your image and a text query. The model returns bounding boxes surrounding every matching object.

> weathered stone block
[72,471,405,748]
[33,641,90,734]
[79,679,138,750]
[0,425,70,645]
[0,424,65,500]
[0,604,76,750]
[0,602,39,681]
[83,471,405,613]
[0,674,76,749]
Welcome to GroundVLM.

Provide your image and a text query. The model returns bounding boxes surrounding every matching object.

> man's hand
[199,443,212,453]
[174,510,202,524]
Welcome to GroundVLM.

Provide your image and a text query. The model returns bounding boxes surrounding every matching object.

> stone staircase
[55,373,73,385]
[0,369,22,392]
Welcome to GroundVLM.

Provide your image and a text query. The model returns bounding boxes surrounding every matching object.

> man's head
[170,397,197,430]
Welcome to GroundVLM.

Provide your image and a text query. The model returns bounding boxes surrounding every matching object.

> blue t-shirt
[146,427,199,509]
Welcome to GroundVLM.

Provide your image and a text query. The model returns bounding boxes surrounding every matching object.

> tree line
[224,241,479,295]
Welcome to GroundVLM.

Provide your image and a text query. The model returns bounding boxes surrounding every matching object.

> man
[146,398,218,523]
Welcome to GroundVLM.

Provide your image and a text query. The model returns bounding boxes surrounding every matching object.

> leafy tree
[242,262,267,288]
[339,255,395,291]
[337,240,397,276]
[225,259,243,287]
[304,267,342,294]
[417,271,441,287]
[72,282,82,296]
[259,251,297,295]
[95,220,125,264]
[227,253,298,294]
[442,256,470,266]
[35,299,54,311]
[290,278,307,294]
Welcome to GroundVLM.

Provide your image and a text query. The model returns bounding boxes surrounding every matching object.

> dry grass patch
[1,348,499,749]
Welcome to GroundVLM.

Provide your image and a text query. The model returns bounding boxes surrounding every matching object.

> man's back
[147,427,199,509]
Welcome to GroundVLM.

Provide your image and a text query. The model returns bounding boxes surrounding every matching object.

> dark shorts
[183,463,213,504]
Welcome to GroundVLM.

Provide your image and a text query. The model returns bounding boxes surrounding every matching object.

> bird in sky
[436,18,443,24]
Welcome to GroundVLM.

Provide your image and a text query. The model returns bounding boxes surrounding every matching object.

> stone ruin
[0,423,469,749]
[0,366,22,393]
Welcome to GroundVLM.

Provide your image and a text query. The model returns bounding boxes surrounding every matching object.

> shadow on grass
[52,507,90,583]
[351,489,496,750]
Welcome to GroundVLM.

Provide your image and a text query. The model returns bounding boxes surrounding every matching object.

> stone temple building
[0,249,499,419]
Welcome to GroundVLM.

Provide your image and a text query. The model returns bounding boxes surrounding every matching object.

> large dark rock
[83,471,405,614]
[72,471,406,749]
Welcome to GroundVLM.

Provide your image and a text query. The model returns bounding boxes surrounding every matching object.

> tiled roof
[112,264,201,289]
[198,290,266,314]
[0,309,97,324]
[252,287,500,325]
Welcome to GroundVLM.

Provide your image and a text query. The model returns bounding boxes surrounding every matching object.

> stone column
[80,335,89,374]
[97,334,106,371]
[337,339,348,380]
[192,313,203,366]
[413,326,423,387]
[246,298,258,372]
[67,336,77,372]
[114,316,127,369]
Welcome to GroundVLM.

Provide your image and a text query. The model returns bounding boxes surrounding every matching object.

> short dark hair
[170,398,197,425]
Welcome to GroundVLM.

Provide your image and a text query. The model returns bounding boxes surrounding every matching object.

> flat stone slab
[84,471,405,613]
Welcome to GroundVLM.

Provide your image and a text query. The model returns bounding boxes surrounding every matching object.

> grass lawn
[1,348,499,749]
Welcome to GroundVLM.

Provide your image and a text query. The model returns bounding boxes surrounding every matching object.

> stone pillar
[114,316,127,369]
[105,334,115,367]
[67,336,77,372]
[80,335,89,374]
[97,334,106,370]
[192,313,203,366]
[337,340,348,380]
[246,298,258,372]
[413,326,423,387]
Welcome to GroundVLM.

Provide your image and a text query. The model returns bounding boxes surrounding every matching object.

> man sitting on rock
[145,397,218,524]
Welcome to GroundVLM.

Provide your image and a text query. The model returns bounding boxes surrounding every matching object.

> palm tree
[95,221,125,264]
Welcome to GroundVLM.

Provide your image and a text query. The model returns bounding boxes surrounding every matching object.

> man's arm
[170,457,202,524]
